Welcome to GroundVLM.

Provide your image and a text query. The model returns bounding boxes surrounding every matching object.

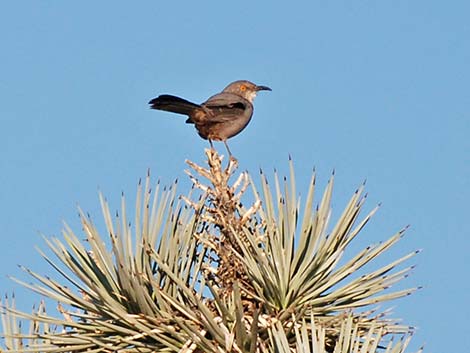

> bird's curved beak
[256,85,272,91]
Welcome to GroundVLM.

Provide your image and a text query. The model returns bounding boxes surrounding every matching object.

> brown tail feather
[148,94,201,116]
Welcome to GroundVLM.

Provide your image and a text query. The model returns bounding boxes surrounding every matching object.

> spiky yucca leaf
[1,151,420,352]
[268,312,421,353]
[238,162,419,320]
[2,175,214,352]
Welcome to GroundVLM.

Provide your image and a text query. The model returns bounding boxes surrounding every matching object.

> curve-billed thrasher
[148,80,271,155]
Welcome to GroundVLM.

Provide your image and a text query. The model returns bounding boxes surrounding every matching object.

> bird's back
[195,92,253,140]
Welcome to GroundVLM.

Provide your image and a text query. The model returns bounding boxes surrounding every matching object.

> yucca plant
[1,150,421,352]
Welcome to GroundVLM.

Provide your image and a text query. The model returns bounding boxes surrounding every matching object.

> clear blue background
[1,2,468,352]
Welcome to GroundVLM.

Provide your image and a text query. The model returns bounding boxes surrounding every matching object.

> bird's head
[223,80,271,102]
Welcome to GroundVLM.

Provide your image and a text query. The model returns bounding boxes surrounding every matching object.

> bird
[148,80,271,156]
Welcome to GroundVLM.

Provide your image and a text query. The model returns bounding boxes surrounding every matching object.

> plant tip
[400,225,411,234]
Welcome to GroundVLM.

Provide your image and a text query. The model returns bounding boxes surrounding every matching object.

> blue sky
[1,1,469,351]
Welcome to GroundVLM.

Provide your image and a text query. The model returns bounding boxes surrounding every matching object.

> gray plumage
[149,80,271,155]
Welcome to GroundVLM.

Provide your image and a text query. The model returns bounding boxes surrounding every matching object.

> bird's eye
[240,85,246,91]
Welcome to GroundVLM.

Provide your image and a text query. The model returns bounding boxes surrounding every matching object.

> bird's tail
[148,94,201,116]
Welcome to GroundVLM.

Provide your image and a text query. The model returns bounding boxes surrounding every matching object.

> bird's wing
[201,93,249,122]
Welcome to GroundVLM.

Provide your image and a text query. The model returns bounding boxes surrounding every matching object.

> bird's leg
[223,141,237,161]
[209,139,215,150]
